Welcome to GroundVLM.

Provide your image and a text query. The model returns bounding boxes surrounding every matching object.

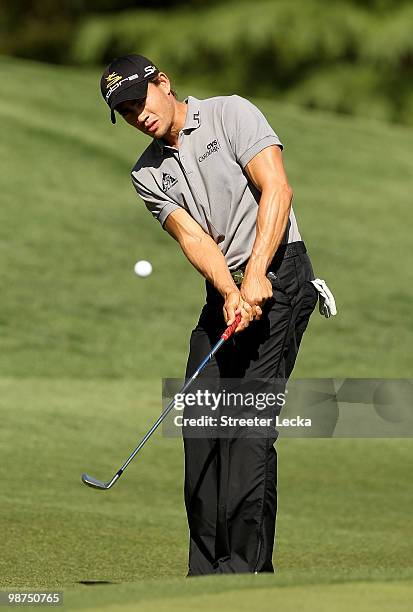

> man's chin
[153,125,167,139]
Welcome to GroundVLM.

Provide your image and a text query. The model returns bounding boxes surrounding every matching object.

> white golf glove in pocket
[310,279,337,318]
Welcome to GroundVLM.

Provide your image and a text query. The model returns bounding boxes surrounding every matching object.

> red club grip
[221,314,242,341]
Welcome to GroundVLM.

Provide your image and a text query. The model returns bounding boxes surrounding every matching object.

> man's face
[115,80,174,139]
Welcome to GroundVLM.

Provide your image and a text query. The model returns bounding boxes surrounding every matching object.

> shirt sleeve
[131,172,181,228]
[223,95,283,168]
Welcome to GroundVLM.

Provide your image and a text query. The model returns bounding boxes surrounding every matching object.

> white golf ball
[134,260,152,278]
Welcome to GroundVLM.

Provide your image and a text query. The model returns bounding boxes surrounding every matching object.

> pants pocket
[268,257,299,304]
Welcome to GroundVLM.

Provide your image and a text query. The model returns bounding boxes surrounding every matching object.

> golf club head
[81,473,110,490]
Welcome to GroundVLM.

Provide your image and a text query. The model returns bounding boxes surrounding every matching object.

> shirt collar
[155,95,201,154]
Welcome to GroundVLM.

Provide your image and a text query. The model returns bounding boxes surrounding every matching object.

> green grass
[0,56,412,610]
[0,378,412,610]
[65,580,413,611]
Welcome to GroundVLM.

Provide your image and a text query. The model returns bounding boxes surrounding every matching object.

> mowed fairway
[0,57,412,610]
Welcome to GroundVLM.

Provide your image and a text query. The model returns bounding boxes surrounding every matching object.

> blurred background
[1,0,413,125]
[0,1,412,608]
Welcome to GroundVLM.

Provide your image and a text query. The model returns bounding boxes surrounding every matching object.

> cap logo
[105,72,123,89]
[105,73,141,101]
[144,65,157,77]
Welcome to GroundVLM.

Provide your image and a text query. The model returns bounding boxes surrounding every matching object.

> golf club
[82,313,242,490]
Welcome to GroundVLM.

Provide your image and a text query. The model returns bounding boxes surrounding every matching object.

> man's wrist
[245,254,269,278]
[220,283,239,299]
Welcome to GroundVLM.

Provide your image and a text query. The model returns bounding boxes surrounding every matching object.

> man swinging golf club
[100,54,319,576]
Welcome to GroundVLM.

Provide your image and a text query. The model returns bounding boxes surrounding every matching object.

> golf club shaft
[111,314,241,472]
[83,313,241,488]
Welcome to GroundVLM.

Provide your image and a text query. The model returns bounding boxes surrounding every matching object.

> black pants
[183,242,318,576]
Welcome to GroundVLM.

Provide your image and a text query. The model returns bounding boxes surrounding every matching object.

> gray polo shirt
[131,94,301,271]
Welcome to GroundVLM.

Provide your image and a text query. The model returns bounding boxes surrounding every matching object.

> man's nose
[137,107,148,126]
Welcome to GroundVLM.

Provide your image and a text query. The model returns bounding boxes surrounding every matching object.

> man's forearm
[179,232,238,298]
[164,209,238,298]
[245,182,293,277]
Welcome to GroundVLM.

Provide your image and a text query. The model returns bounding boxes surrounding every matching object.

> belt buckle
[231,269,244,286]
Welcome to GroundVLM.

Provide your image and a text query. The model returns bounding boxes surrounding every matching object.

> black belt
[274,240,307,260]
[231,241,307,285]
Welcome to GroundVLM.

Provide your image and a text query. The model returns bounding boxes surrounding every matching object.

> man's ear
[157,72,171,94]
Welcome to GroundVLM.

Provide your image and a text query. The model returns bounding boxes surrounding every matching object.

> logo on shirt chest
[162,172,178,192]
[198,139,221,163]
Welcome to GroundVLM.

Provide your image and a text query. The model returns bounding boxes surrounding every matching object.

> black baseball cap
[100,54,159,124]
